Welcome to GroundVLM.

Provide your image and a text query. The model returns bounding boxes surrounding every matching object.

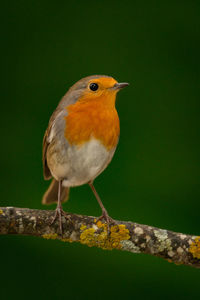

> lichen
[167,259,182,266]
[154,229,172,253]
[168,250,175,257]
[42,233,58,240]
[189,236,200,259]
[134,227,144,235]
[121,240,141,253]
[61,238,73,243]
[0,209,3,215]
[80,221,130,250]
[80,224,87,231]
[177,247,184,255]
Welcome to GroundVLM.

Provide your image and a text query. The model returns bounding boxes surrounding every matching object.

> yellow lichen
[0,209,3,215]
[167,259,182,266]
[61,238,73,243]
[96,220,104,228]
[42,233,58,240]
[80,221,130,250]
[189,236,200,259]
[80,224,87,231]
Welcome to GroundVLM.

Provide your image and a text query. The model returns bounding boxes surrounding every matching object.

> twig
[0,207,199,269]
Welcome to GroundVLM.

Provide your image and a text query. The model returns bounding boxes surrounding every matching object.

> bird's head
[68,75,129,107]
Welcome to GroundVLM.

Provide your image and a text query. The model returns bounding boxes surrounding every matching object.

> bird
[42,75,129,235]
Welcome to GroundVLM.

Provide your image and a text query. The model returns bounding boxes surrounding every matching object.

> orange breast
[65,100,120,150]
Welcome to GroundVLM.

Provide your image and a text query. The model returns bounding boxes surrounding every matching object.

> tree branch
[0,206,199,268]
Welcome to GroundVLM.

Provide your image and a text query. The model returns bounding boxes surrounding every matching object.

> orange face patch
[77,77,118,107]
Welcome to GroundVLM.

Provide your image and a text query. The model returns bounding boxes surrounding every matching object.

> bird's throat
[65,100,120,150]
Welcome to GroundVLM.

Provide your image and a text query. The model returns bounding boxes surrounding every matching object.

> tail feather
[42,179,70,205]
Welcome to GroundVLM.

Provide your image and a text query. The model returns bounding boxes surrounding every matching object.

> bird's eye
[89,83,99,91]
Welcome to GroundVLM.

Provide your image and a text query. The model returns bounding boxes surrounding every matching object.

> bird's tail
[42,179,70,205]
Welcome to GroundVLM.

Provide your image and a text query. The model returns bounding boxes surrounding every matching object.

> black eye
[89,83,99,91]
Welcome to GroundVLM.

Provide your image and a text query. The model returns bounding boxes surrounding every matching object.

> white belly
[48,139,115,187]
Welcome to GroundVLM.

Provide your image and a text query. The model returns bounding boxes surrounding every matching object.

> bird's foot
[96,209,117,235]
[50,207,71,237]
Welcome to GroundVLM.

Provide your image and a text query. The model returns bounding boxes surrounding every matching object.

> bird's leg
[89,182,117,233]
[50,180,70,236]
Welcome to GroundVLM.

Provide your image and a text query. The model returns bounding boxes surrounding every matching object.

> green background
[1,0,200,299]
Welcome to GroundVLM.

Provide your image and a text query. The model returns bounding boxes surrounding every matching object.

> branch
[0,207,199,269]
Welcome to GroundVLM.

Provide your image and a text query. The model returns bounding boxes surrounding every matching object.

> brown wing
[42,107,59,180]
[42,105,66,180]
[42,128,52,180]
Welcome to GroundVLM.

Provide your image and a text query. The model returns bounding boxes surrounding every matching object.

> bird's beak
[113,82,129,90]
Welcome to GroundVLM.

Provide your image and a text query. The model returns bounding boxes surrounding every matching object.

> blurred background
[1,0,200,299]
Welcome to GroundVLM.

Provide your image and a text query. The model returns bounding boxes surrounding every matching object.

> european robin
[42,75,129,234]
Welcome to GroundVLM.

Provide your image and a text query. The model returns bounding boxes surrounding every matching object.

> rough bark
[0,206,199,269]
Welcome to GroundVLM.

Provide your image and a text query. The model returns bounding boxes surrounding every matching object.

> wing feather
[42,80,84,180]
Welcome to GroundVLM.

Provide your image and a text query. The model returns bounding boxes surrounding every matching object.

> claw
[50,207,71,237]
[96,209,117,235]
